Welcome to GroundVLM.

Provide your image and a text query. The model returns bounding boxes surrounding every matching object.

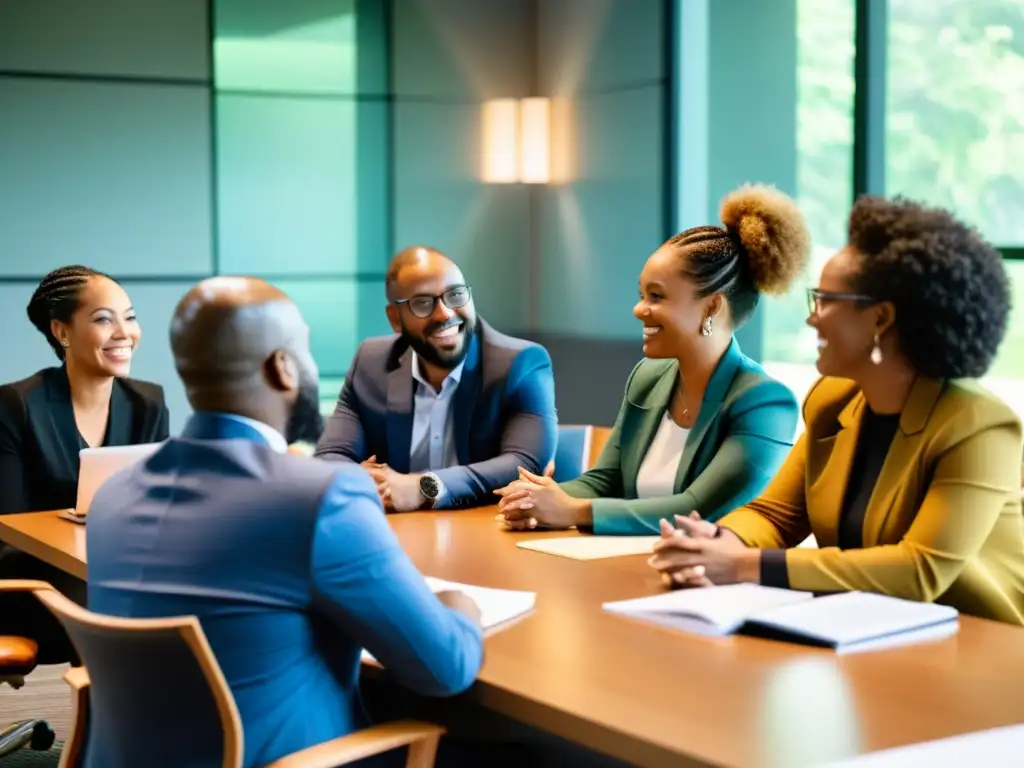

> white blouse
[635,413,690,499]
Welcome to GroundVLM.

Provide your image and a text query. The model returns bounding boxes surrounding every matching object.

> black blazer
[0,367,169,515]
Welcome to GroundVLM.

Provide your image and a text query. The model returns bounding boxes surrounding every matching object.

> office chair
[23,583,442,768]
[551,425,594,482]
[0,581,57,759]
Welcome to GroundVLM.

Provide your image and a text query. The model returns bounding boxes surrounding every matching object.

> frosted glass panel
[0,78,212,277]
[216,94,363,275]
[214,0,358,94]
[0,0,208,80]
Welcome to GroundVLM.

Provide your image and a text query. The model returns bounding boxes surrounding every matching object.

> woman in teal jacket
[496,184,809,535]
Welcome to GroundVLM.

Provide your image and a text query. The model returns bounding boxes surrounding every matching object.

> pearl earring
[701,317,713,337]
[870,332,883,364]
[60,339,69,348]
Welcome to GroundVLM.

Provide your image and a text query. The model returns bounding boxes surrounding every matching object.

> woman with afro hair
[652,195,1024,625]
[496,184,811,535]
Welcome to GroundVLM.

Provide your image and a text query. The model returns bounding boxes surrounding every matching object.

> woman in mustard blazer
[495,185,811,535]
[651,196,1024,625]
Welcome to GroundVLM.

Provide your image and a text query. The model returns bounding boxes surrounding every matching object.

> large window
[887,0,1024,245]
[887,0,1024,392]
[761,0,855,403]
[764,0,1024,418]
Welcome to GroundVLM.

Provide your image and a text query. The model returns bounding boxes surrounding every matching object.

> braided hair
[27,266,111,360]
[667,184,811,328]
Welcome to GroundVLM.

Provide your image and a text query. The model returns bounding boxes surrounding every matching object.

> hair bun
[26,291,50,335]
[720,183,811,295]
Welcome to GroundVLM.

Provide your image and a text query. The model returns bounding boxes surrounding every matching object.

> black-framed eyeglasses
[393,285,473,319]
[806,288,877,315]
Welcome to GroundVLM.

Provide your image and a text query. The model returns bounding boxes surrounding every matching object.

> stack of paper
[361,577,535,664]
[516,536,660,560]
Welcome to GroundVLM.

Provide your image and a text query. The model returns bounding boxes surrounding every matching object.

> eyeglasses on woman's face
[806,287,876,316]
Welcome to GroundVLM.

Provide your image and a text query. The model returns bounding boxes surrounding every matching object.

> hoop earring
[870,332,883,365]
[701,317,713,337]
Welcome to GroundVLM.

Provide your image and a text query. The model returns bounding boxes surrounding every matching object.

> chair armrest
[58,667,90,768]
[0,580,54,593]
[264,720,444,768]
[64,666,90,691]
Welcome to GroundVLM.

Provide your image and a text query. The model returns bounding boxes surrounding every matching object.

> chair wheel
[0,719,51,756]
[30,720,56,751]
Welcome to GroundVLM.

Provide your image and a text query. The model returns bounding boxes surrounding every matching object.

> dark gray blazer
[0,366,168,515]
[314,319,558,508]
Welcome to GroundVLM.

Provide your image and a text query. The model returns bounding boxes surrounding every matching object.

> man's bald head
[170,277,322,441]
[385,246,455,302]
[171,277,307,387]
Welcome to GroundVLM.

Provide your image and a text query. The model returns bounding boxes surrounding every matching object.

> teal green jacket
[561,338,798,535]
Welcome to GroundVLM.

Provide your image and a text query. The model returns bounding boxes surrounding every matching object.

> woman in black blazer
[0,266,169,663]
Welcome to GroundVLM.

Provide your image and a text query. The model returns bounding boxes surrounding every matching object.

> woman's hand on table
[494,467,592,531]
[649,513,758,588]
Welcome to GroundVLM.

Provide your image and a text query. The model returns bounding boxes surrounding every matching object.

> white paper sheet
[516,536,660,560]
[820,724,1024,767]
[421,576,536,631]
[361,577,535,664]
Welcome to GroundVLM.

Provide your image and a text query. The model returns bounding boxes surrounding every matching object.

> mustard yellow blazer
[720,376,1024,625]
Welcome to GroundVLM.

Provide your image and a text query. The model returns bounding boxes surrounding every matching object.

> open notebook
[604,584,959,653]
[361,577,536,664]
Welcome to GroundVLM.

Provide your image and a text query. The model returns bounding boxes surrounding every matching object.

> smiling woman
[0,266,171,666]
[495,185,811,536]
[0,265,171,668]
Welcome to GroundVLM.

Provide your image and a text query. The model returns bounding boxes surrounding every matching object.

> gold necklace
[674,380,691,421]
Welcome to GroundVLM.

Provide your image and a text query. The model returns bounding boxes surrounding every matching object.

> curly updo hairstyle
[668,184,811,328]
[846,196,1010,379]
[27,265,111,360]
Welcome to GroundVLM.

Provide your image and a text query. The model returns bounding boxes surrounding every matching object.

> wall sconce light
[481,97,553,184]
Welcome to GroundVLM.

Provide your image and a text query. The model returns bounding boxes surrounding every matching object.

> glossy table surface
[3,508,1024,767]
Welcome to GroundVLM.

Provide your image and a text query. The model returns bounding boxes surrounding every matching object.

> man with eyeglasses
[315,246,558,512]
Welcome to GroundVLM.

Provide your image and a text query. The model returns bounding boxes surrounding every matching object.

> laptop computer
[58,442,163,524]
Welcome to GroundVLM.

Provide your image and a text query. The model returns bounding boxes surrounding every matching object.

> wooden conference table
[3,509,1024,768]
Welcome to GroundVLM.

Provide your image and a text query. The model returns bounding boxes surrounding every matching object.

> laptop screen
[75,442,163,516]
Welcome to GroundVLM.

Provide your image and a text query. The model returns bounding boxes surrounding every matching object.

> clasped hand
[648,513,753,588]
[493,466,587,530]
[361,456,425,513]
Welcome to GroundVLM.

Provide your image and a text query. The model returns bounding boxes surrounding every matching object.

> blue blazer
[315,319,558,508]
[561,338,799,534]
[86,413,483,768]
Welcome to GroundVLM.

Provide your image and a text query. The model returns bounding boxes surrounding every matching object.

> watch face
[420,474,439,498]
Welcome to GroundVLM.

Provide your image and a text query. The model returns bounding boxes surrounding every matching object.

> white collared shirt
[217,412,288,454]
[409,352,464,473]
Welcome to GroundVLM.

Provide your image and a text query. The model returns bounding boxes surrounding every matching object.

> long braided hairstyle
[27,266,111,360]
